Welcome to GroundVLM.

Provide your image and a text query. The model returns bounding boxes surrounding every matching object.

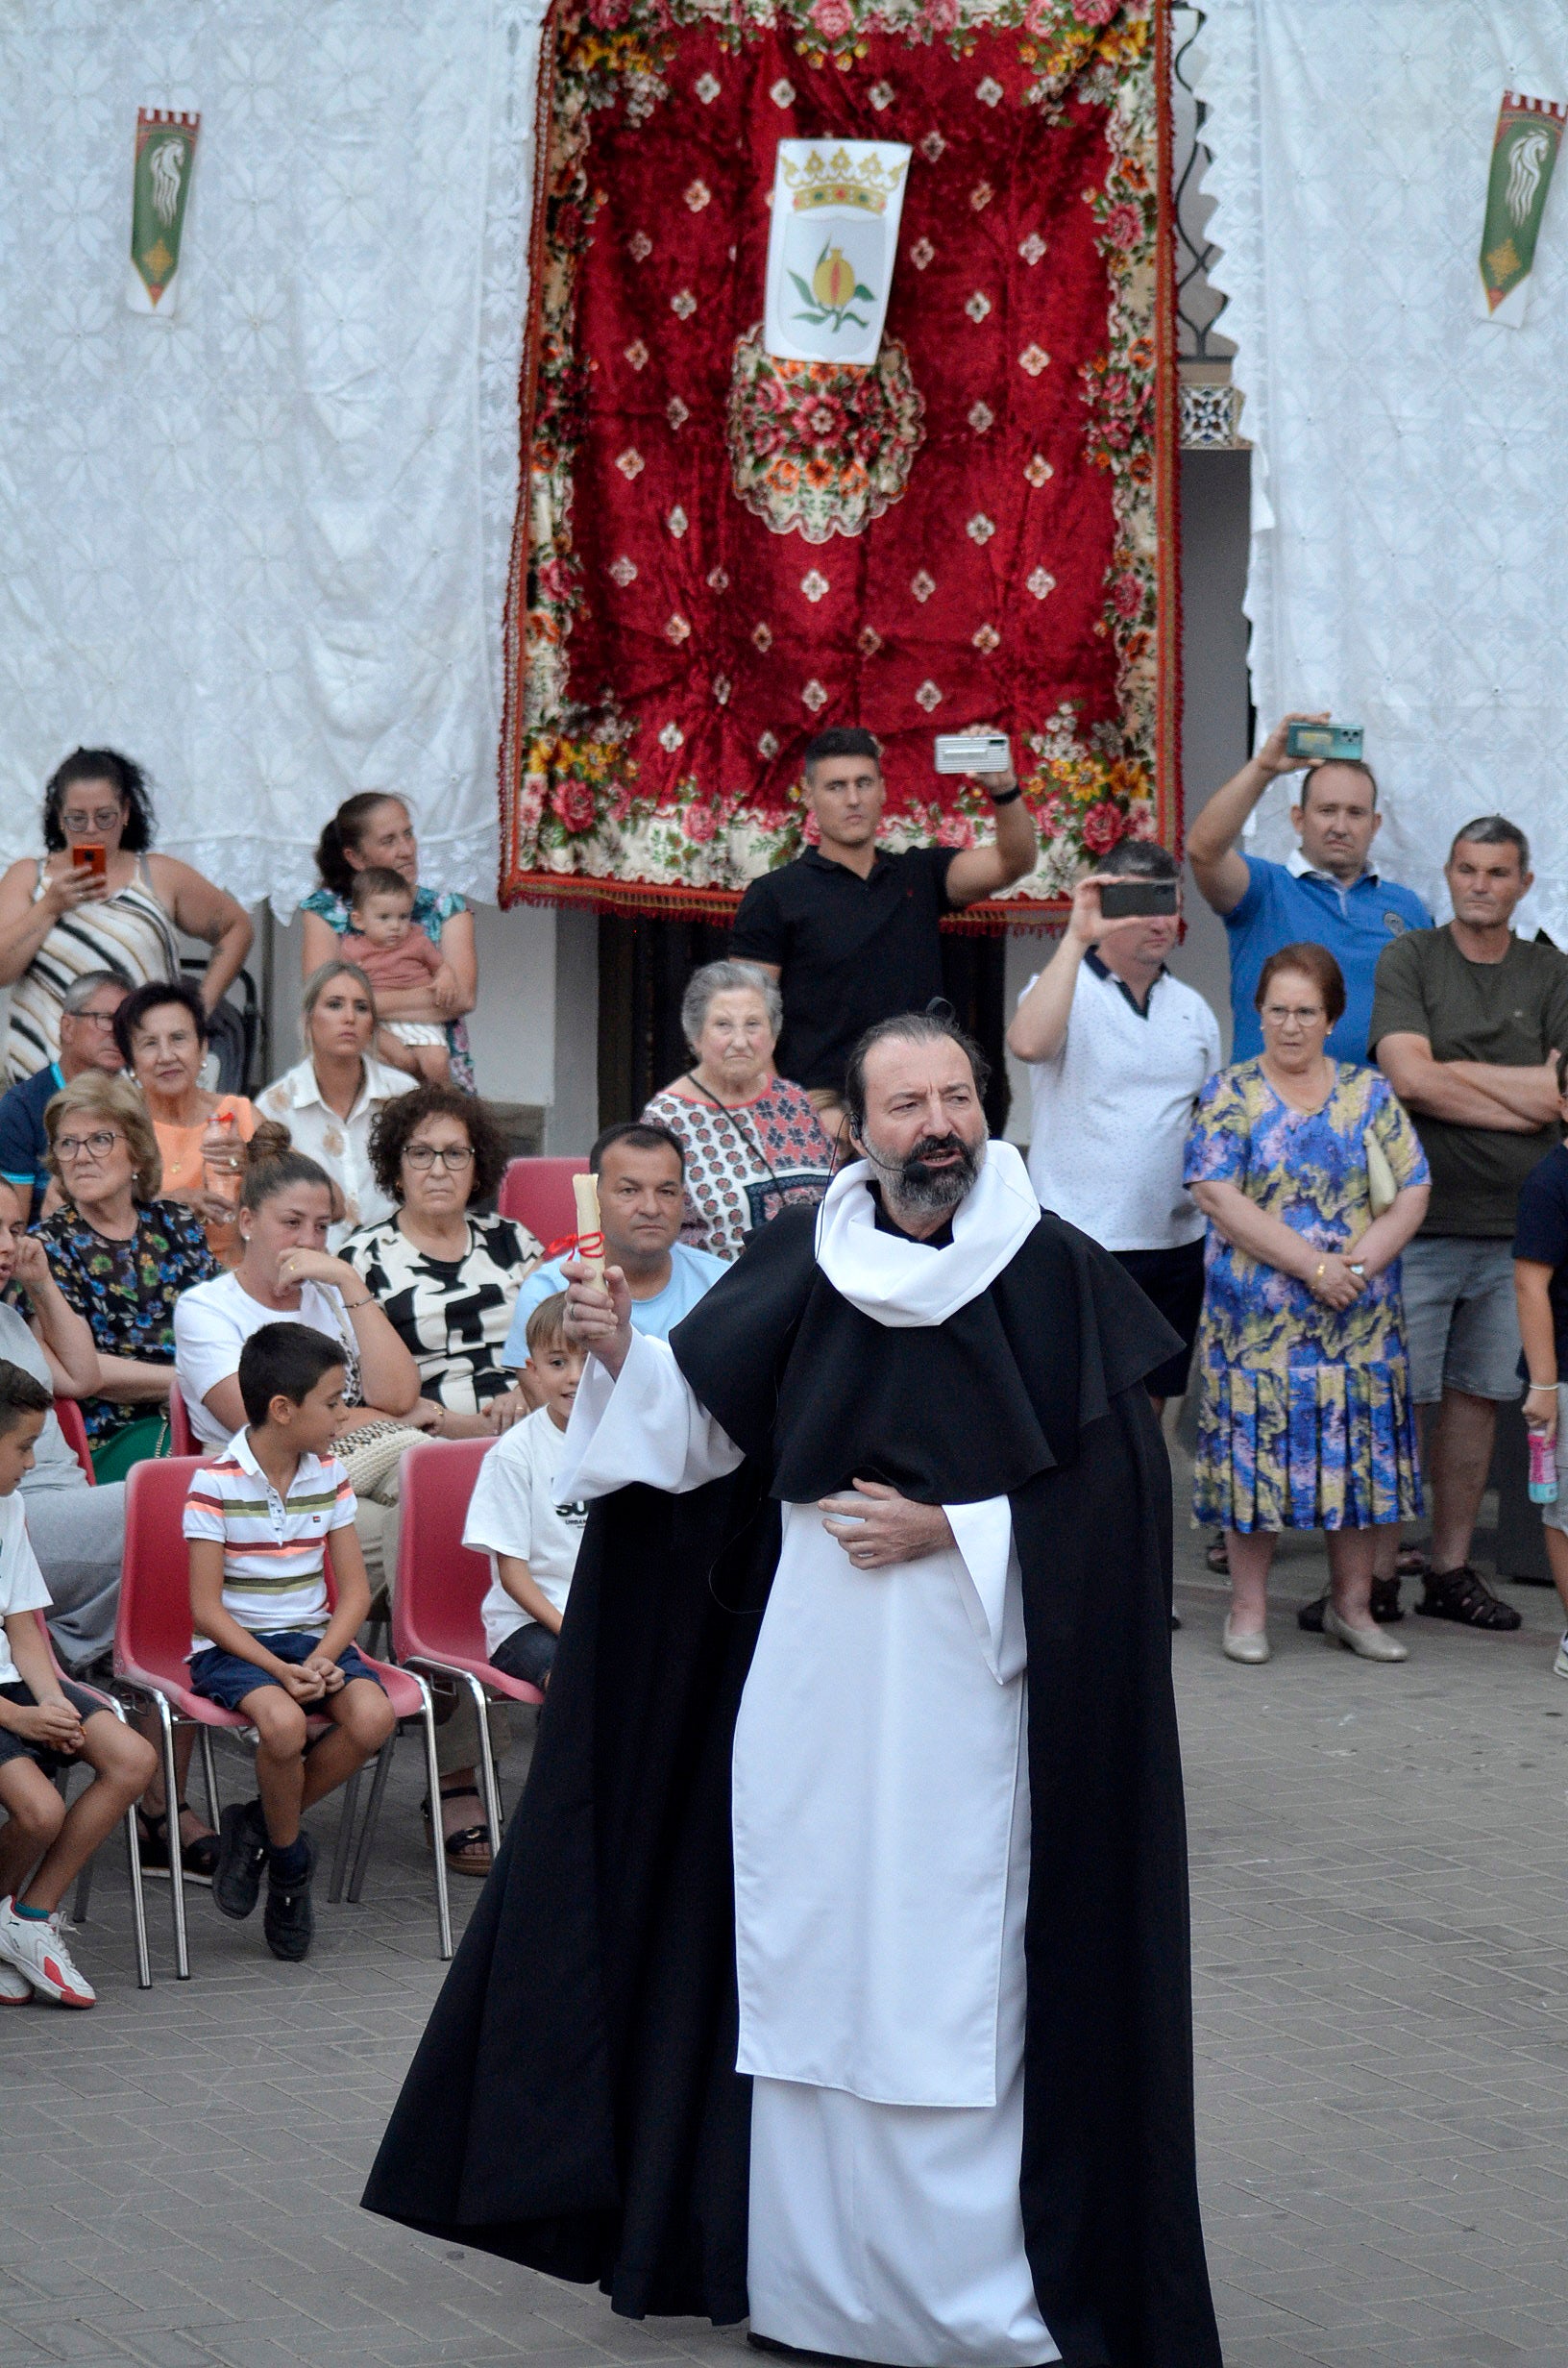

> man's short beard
[861,1128,983,1215]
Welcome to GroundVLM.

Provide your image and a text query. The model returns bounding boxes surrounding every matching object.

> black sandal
[1416,1565,1522,1632]
[420,1786,494,1878]
[137,1803,220,1885]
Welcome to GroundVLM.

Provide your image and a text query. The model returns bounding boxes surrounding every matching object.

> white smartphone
[933,731,1012,777]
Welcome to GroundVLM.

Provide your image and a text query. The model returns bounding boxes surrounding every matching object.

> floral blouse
[301,883,475,1091]
[643,1076,837,1262]
[39,1197,220,1442]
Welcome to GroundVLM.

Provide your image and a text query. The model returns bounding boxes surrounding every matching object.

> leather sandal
[421,1787,494,1878]
[1415,1565,1522,1632]
[137,1803,220,1885]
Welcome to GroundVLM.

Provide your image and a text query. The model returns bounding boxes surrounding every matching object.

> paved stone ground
[3,1479,1567,2368]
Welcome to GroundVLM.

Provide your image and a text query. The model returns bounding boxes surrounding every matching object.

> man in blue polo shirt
[1188,714,1431,1062]
[0,970,127,1218]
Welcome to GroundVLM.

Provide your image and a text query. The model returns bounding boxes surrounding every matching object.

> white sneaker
[0,1896,95,2007]
[1555,1631,1568,1679]
[0,1960,31,2006]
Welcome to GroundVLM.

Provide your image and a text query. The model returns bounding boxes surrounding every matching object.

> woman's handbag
[336,1416,424,1506]
[1364,1127,1399,1219]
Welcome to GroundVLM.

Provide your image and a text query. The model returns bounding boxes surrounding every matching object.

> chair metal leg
[346,1738,395,1904]
[415,1690,453,1961]
[122,1799,152,1990]
[459,1670,503,1858]
[328,1765,363,1905]
[198,1726,220,1825]
[154,1699,190,1979]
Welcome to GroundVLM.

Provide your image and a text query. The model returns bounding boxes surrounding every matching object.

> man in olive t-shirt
[1371,816,1568,1631]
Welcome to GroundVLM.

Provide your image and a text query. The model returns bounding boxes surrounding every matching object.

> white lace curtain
[1197,0,1568,942]
[0,1,550,912]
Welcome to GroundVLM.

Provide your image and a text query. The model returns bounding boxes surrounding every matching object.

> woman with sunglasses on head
[0,749,253,1086]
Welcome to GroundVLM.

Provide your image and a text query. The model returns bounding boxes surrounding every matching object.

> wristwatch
[990,785,1023,806]
[1348,1262,1365,1277]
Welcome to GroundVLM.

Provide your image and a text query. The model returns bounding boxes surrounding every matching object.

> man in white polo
[1009,839,1220,1416]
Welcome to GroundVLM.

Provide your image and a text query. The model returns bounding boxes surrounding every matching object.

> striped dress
[5,856,180,1082]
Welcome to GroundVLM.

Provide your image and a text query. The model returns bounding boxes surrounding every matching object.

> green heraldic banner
[1477,88,1565,326]
[128,108,200,316]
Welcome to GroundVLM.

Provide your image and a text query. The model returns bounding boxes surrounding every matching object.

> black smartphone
[1097,878,1177,919]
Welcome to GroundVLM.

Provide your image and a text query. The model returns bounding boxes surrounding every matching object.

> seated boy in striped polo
[184,1323,395,1962]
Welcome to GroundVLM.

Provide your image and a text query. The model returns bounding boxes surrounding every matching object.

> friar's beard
[860,1127,984,1216]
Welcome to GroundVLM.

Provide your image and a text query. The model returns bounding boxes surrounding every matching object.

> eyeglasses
[403,1143,474,1172]
[61,809,124,835]
[67,1009,121,1029]
[55,1130,122,1161]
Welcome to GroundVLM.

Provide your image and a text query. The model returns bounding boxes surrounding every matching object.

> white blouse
[255,1056,413,1246]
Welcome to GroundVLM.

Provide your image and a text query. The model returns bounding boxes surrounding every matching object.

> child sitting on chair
[0,1360,156,2008]
[184,1322,396,1962]
[339,867,456,1084]
[463,1295,588,1694]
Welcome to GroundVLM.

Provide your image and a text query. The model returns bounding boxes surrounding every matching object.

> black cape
[363,1205,1224,2368]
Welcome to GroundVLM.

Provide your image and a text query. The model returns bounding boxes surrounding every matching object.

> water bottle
[1528,1424,1559,1506]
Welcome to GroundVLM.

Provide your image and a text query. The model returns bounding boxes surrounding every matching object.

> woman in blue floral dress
[1185,944,1430,1665]
[300,794,477,1091]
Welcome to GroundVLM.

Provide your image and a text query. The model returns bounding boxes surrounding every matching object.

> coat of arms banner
[500,0,1178,920]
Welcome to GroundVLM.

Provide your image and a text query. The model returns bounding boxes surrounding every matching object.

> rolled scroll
[573,1172,605,1284]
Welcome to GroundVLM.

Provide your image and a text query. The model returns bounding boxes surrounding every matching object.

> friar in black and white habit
[364,1013,1223,2368]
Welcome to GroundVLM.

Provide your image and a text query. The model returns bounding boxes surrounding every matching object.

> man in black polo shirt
[730,728,1037,1098]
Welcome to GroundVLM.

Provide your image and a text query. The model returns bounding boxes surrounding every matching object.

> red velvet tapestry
[499,0,1177,922]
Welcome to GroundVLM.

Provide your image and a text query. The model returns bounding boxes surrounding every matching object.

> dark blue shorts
[491,1622,556,1689]
[188,1630,384,1712]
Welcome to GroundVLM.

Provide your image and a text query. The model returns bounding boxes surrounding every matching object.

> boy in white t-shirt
[464,1295,588,1693]
[0,1360,157,2009]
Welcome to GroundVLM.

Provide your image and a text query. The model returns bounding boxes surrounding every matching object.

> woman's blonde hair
[44,1072,162,1200]
[302,957,377,1028]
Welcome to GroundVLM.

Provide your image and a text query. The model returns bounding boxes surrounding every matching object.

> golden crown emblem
[782,145,907,215]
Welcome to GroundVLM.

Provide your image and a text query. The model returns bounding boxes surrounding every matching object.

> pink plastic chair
[167,1386,197,1459]
[52,1398,95,1483]
[114,1457,451,1976]
[499,1157,588,1252]
[28,1613,152,1990]
[392,1438,545,1857]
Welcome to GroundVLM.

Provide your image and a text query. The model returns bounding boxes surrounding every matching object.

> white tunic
[556,1143,1059,2368]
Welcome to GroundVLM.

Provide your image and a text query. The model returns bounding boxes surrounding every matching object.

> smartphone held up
[1097,877,1177,920]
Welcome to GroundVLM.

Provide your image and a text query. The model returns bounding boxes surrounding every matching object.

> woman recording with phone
[0,749,253,1085]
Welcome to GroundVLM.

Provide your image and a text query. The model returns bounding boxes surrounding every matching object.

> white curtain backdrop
[0,1,549,913]
[1197,1,1568,942]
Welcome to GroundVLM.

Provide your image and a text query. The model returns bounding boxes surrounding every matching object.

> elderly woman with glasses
[37,1072,219,1482]
[641,959,837,1261]
[338,1084,542,1440]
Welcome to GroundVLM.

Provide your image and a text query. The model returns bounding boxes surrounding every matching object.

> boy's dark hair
[0,1359,54,1442]
[802,727,881,781]
[524,1292,571,1356]
[237,1323,346,1428]
[350,866,414,908]
[1556,1048,1568,1099]
[589,1120,685,1175]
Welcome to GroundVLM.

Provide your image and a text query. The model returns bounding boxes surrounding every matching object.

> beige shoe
[1323,1603,1409,1662]
[1222,1617,1270,1665]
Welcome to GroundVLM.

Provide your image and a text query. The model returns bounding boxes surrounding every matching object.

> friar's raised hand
[820,1478,956,1570]
[562,1257,635,1379]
